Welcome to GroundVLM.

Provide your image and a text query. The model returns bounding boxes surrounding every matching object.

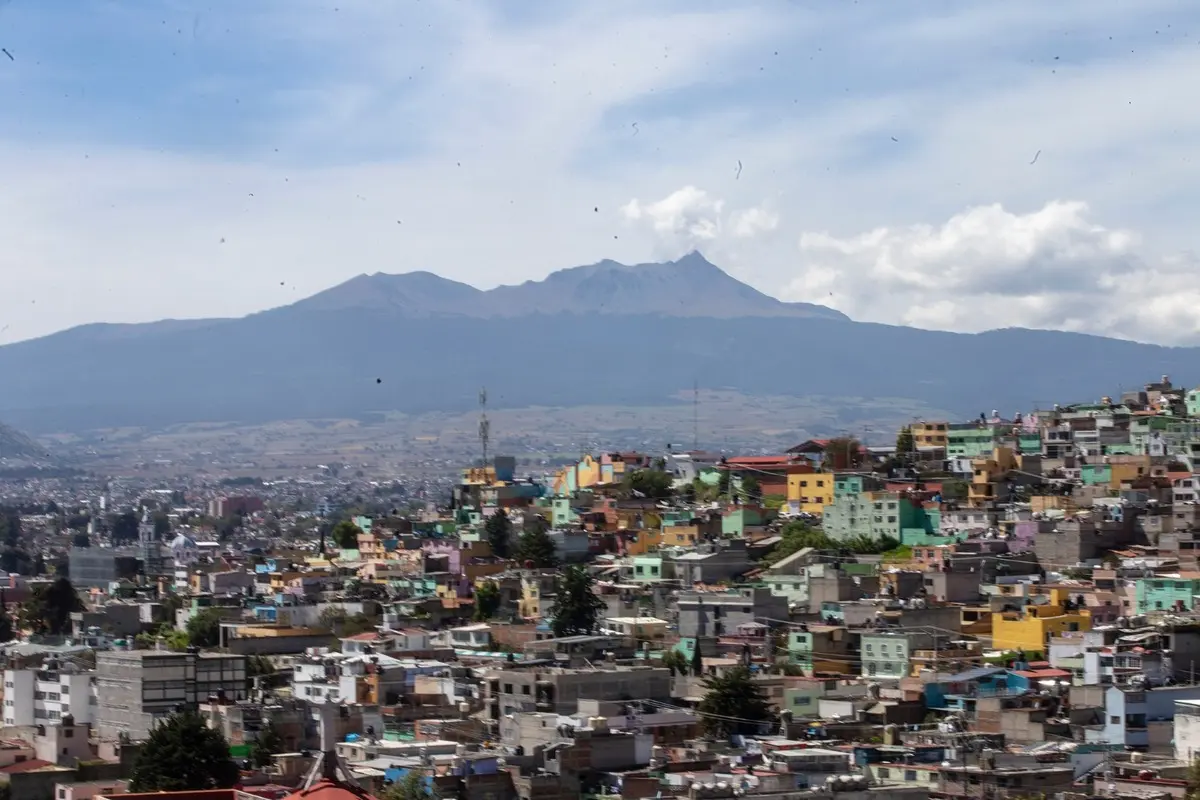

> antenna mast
[479,387,490,471]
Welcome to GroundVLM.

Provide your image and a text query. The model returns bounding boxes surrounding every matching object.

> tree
[331,520,361,550]
[661,649,688,676]
[516,526,558,568]
[185,608,223,648]
[690,642,704,676]
[485,510,512,559]
[896,426,916,459]
[153,512,172,539]
[548,565,604,637]
[0,591,14,644]
[129,708,240,791]
[22,576,83,636]
[697,665,773,738]
[250,719,285,768]
[0,508,21,549]
[740,475,762,504]
[381,770,437,800]
[625,469,674,500]
[473,581,502,622]
[825,437,864,470]
[72,532,90,548]
[110,511,139,544]
[940,478,969,503]
[763,521,834,564]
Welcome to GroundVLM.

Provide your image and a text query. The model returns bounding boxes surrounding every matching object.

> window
[522,685,531,695]
[1110,716,1120,724]
[905,771,917,782]
[503,684,513,694]
[878,769,890,778]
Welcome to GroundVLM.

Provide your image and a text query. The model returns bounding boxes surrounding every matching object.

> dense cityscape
[0,375,1197,800]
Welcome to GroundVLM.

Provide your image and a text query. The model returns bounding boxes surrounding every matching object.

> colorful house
[991,588,1091,652]
[787,471,835,516]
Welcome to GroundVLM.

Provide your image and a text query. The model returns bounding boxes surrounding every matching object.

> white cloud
[621,186,780,264]
[4,0,1200,350]
[783,200,1200,344]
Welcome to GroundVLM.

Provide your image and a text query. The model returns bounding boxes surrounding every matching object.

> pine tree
[516,527,558,568]
[548,565,604,637]
[697,665,773,738]
[130,708,240,791]
[22,576,82,636]
[485,510,512,559]
[690,642,704,676]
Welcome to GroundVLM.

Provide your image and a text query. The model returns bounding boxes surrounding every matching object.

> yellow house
[787,472,834,515]
[968,447,1018,508]
[662,525,702,547]
[622,528,662,556]
[911,421,949,448]
[991,588,1090,652]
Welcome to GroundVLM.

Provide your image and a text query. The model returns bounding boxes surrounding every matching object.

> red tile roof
[0,759,54,774]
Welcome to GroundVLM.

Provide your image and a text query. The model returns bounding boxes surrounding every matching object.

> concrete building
[2,665,95,726]
[67,550,139,590]
[95,649,247,740]
[676,587,787,639]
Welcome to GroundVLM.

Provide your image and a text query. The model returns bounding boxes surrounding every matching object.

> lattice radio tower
[478,387,490,470]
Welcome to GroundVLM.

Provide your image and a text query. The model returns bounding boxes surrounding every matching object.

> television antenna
[478,387,490,470]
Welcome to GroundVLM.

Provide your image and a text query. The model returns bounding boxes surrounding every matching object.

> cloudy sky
[2,0,1199,345]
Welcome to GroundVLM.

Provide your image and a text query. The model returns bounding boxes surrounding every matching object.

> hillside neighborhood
[4,375,1200,800]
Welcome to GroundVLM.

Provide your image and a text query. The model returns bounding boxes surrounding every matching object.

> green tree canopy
[896,425,916,457]
[940,478,969,502]
[625,469,675,500]
[485,509,512,559]
[331,520,361,549]
[381,770,438,800]
[0,591,14,644]
[21,576,83,636]
[740,475,762,503]
[71,532,90,548]
[473,581,502,622]
[825,437,864,469]
[250,719,285,768]
[185,608,224,648]
[763,521,834,564]
[548,565,605,637]
[129,708,240,792]
[697,665,773,738]
[661,649,688,676]
[516,526,558,568]
[110,511,139,544]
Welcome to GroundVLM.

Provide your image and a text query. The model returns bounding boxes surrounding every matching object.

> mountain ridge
[288,251,849,321]
[0,253,1194,433]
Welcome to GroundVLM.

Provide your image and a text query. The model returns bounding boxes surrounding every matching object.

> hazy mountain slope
[0,421,45,459]
[0,309,1191,432]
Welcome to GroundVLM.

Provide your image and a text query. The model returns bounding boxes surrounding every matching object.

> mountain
[0,253,1196,432]
[0,421,45,460]
[293,252,848,320]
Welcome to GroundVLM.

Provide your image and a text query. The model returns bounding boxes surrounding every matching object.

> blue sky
[3,0,1200,344]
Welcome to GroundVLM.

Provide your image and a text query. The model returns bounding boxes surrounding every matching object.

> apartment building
[95,649,247,740]
[3,664,96,726]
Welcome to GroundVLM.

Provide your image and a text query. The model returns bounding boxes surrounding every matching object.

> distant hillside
[0,421,45,460]
[292,252,848,320]
[0,253,1194,432]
